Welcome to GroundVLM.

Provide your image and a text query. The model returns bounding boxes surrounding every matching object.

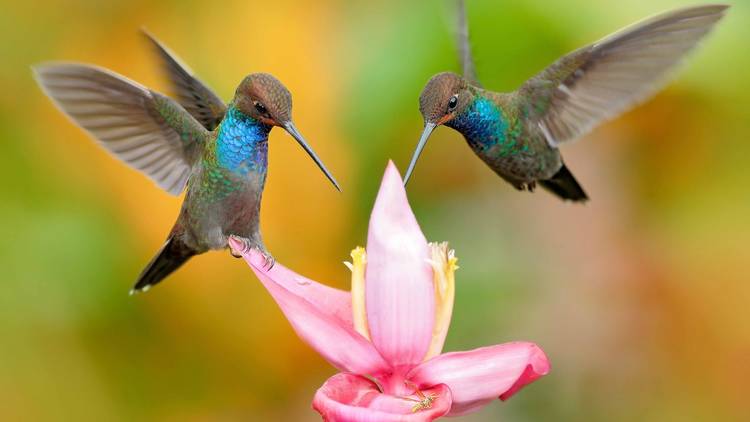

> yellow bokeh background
[1,0,749,420]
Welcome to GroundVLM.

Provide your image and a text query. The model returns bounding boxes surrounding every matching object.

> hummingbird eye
[254,101,268,115]
[447,95,458,111]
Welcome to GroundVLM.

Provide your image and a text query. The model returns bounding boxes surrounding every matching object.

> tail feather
[131,237,195,294]
[540,164,589,202]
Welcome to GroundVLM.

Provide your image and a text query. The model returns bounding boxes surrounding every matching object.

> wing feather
[141,29,227,130]
[518,4,728,146]
[34,63,209,195]
[455,0,481,87]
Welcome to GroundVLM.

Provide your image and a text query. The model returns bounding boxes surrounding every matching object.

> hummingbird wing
[34,63,209,195]
[516,4,728,147]
[142,30,227,131]
[456,0,481,87]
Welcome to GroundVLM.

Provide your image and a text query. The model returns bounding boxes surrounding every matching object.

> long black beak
[403,122,436,186]
[283,122,341,192]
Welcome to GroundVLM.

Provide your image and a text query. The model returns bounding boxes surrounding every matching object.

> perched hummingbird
[405,3,728,201]
[33,31,340,293]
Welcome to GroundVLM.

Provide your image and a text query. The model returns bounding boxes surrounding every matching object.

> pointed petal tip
[384,159,402,178]
[370,160,419,232]
[380,160,406,190]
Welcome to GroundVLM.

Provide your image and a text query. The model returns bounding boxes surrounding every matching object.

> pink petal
[365,162,435,367]
[234,244,354,328]
[313,373,452,422]
[233,242,389,375]
[407,342,550,416]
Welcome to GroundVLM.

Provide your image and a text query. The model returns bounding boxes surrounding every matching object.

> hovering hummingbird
[33,31,340,293]
[405,2,729,201]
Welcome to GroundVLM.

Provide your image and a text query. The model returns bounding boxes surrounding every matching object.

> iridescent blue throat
[216,105,272,175]
[447,96,512,154]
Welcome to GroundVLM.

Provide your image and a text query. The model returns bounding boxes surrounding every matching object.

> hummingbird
[33,31,340,293]
[405,2,729,201]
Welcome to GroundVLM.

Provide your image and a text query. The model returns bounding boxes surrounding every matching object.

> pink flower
[230,162,550,421]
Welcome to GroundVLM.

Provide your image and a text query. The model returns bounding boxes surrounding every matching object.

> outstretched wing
[34,63,209,195]
[142,29,227,131]
[516,4,728,147]
[455,0,481,87]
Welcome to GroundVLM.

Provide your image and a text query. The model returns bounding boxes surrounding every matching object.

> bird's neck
[214,105,272,175]
[446,96,509,153]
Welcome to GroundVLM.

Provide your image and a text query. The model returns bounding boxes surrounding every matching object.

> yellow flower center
[346,243,458,360]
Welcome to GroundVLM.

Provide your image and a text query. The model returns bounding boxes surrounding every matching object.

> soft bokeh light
[2,0,748,420]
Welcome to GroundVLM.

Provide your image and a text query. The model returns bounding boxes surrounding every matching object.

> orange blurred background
[1,0,749,420]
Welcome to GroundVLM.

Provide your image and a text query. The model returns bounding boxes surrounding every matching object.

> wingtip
[30,63,60,82]
[129,284,152,296]
[30,64,42,80]
[31,64,60,95]
[681,3,731,17]
[30,63,54,78]
[139,27,159,44]
[701,4,731,17]
[570,196,590,204]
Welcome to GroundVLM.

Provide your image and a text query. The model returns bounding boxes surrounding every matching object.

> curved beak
[283,122,341,192]
[403,122,436,186]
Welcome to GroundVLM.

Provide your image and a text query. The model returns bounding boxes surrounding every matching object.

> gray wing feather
[519,4,728,146]
[141,29,227,131]
[33,63,209,195]
[456,0,481,87]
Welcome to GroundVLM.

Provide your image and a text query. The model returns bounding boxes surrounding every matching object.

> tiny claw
[518,181,536,192]
[228,235,252,258]
[228,235,274,270]
[261,251,276,271]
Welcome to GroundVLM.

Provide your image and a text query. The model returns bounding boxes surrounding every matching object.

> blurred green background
[2,0,749,420]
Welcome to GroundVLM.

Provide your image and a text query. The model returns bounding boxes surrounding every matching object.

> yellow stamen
[424,242,458,360]
[349,247,370,339]
[404,381,439,413]
[411,392,438,413]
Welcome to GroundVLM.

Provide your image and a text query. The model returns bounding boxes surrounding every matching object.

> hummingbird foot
[228,235,275,270]
[516,181,537,192]
[228,235,253,257]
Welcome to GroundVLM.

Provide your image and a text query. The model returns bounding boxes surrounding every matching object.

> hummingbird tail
[131,237,195,294]
[540,164,589,202]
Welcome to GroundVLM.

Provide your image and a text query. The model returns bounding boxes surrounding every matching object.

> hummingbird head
[234,73,292,127]
[233,73,340,191]
[418,71,471,125]
[404,72,471,185]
